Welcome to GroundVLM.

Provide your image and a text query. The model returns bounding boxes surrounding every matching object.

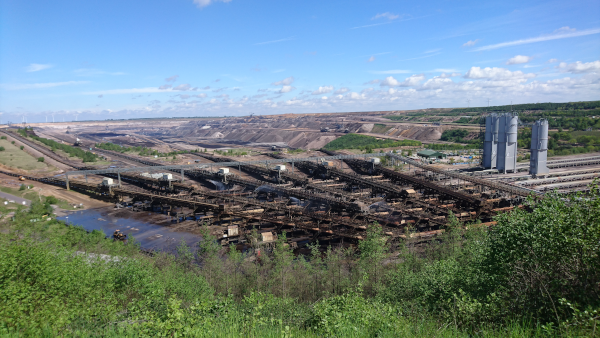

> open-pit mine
[1,110,599,252]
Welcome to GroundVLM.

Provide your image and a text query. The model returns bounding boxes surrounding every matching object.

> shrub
[0,135,6,139]
[19,184,26,191]
[0,146,4,151]
[44,196,59,205]
[37,157,44,162]
[20,146,24,150]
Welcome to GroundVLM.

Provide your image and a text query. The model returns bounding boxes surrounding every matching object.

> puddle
[57,208,202,254]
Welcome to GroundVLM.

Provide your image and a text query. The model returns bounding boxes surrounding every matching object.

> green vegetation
[1,183,598,336]
[37,157,44,162]
[0,136,6,140]
[518,128,600,157]
[439,129,480,144]
[95,142,199,158]
[16,128,98,163]
[450,100,600,113]
[19,146,24,150]
[425,143,480,150]
[324,133,421,152]
[213,148,249,156]
[371,123,393,134]
[0,139,50,171]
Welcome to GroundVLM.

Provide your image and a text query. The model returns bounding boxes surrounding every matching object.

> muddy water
[57,207,202,253]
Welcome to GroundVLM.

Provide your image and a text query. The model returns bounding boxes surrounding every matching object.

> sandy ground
[1,133,70,173]
[0,173,111,209]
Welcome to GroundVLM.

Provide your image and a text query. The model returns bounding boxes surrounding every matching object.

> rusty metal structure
[3,128,594,250]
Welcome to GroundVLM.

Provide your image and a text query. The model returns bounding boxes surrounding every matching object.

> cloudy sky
[1,0,599,122]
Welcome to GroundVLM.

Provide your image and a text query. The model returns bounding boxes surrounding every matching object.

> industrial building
[483,113,499,169]
[529,119,549,176]
[417,150,446,159]
[496,112,519,173]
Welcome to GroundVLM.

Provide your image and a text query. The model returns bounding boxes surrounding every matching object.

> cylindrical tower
[529,119,549,176]
[497,113,519,173]
[483,113,499,168]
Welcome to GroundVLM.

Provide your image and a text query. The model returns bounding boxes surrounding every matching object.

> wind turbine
[51,113,55,123]
[74,113,80,122]
[467,99,471,108]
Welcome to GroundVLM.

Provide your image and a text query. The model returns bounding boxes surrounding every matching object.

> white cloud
[311,86,333,95]
[321,96,328,100]
[438,72,462,78]
[369,69,411,74]
[381,76,400,87]
[364,79,380,85]
[558,60,600,73]
[334,87,350,94]
[464,67,535,80]
[195,93,208,98]
[368,56,376,62]
[173,84,192,91]
[193,0,232,8]
[347,92,363,99]
[179,94,190,99]
[1,81,87,90]
[473,27,600,51]
[548,58,559,63]
[506,55,532,65]
[422,77,454,90]
[159,84,172,90]
[380,74,425,87]
[462,39,479,47]
[165,75,179,82]
[25,63,53,72]
[279,85,295,93]
[273,76,294,86]
[372,12,400,20]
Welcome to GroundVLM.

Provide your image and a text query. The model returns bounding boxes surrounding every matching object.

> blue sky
[1,0,599,122]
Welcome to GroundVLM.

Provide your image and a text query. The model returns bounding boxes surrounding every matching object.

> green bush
[44,196,59,205]
[0,146,5,151]
[19,146,24,150]
[324,134,421,151]
[0,136,6,140]
[19,184,26,191]
[37,157,44,162]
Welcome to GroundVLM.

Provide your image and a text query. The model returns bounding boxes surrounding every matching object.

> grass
[0,186,78,210]
[570,130,600,137]
[371,123,393,134]
[324,133,421,151]
[0,139,50,171]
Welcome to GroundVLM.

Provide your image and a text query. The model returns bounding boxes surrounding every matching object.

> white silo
[483,113,499,168]
[529,119,549,176]
[497,113,519,173]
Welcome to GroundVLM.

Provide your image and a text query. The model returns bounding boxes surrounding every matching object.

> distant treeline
[95,142,201,157]
[450,100,600,113]
[17,128,98,162]
[324,134,421,151]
